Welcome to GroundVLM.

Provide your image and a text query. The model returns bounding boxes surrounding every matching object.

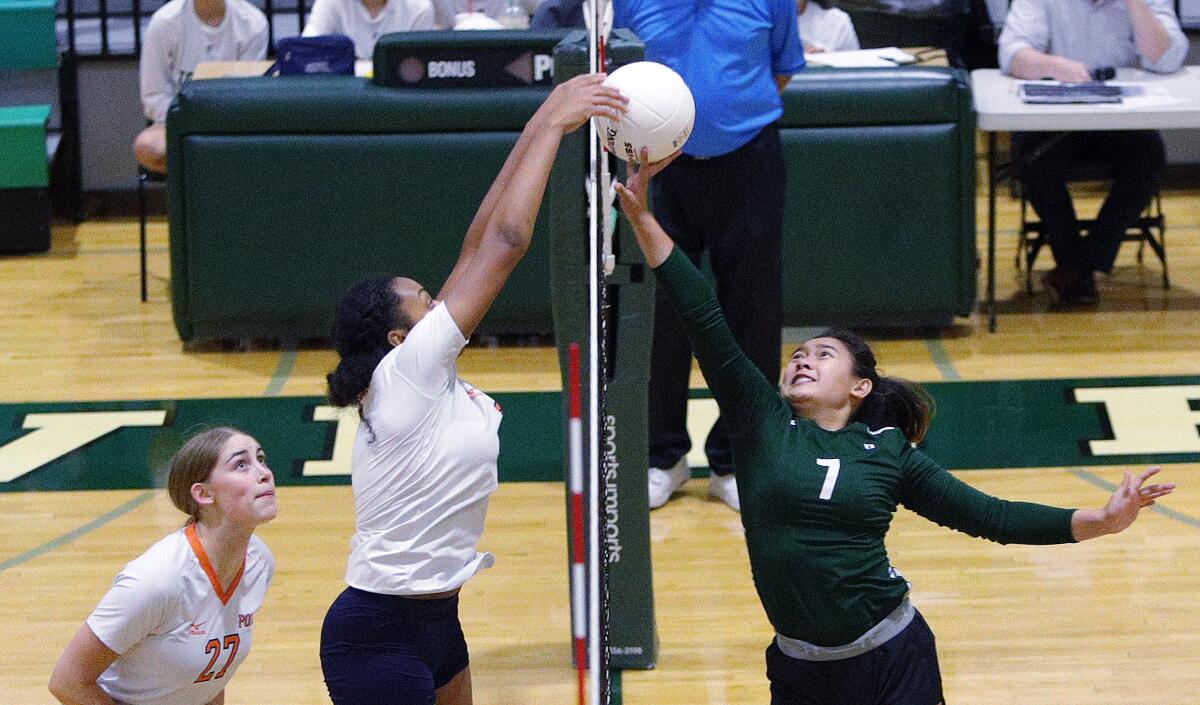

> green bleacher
[0,0,56,253]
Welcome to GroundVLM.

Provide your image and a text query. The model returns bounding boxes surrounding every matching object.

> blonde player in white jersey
[320,75,627,705]
[49,427,277,705]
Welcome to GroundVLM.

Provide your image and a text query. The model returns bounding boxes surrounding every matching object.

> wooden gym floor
[0,176,1197,705]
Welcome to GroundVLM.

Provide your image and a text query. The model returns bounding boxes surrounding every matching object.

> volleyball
[598,61,695,163]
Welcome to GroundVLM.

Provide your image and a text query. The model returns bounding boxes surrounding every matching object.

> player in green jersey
[614,151,1176,705]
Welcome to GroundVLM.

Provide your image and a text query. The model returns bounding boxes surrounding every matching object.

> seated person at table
[998,0,1186,305]
[797,0,859,53]
[430,0,506,28]
[531,0,583,29]
[304,0,435,60]
[134,0,268,173]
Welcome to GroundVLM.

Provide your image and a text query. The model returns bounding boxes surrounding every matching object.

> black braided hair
[815,329,935,444]
[327,277,414,408]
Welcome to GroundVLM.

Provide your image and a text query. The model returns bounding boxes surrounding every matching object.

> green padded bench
[0,104,52,253]
[0,105,49,188]
[0,0,56,253]
[166,76,558,342]
[0,0,56,70]
[779,67,976,326]
[166,65,974,341]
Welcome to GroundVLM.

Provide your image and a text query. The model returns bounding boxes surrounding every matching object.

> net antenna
[585,1,615,705]
[585,0,617,277]
[566,343,589,705]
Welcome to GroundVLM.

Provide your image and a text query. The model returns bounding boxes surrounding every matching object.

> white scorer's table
[971,66,1200,330]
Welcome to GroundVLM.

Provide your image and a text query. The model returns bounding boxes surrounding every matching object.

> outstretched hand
[613,147,681,220]
[612,148,682,267]
[541,74,628,133]
[1099,467,1175,535]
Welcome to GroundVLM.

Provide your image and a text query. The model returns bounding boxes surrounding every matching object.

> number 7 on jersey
[816,458,840,500]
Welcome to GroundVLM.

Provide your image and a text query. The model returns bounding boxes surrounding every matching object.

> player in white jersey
[133,0,268,173]
[319,75,627,705]
[50,427,277,705]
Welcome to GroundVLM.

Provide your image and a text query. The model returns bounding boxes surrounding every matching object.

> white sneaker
[648,457,690,509]
[708,473,740,512]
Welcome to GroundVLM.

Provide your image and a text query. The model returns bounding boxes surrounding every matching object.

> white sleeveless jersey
[345,302,502,595]
[87,525,274,705]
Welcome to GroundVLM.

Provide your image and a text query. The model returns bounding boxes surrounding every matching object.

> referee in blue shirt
[614,0,805,512]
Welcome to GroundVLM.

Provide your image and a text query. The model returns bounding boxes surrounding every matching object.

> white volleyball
[597,61,695,163]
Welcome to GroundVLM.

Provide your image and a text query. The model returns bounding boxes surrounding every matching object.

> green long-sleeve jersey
[654,248,1077,647]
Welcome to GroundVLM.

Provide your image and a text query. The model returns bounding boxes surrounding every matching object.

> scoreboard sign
[383,48,555,87]
[373,30,568,88]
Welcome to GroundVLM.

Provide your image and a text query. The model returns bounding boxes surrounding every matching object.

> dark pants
[1015,130,1165,275]
[765,611,944,705]
[648,124,785,475]
[320,586,469,705]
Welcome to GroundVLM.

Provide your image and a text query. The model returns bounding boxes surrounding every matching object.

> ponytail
[327,349,392,407]
[327,276,412,407]
[816,329,935,444]
[853,375,934,445]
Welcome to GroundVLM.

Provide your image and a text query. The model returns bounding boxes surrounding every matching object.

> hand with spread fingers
[1102,467,1176,533]
[1072,467,1176,540]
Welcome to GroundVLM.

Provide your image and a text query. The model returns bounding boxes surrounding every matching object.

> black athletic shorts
[765,610,944,705]
[320,586,469,705]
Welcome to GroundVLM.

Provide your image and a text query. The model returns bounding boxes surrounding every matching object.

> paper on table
[803,47,917,68]
[1119,85,1188,109]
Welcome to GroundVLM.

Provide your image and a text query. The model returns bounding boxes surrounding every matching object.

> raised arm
[615,154,787,434]
[437,75,627,338]
[613,152,678,267]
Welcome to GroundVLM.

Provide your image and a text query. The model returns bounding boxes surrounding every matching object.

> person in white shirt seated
[303,0,435,60]
[318,75,626,705]
[431,0,502,27]
[429,0,540,28]
[998,0,1186,306]
[797,0,859,53]
[133,0,268,174]
[49,427,277,705]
